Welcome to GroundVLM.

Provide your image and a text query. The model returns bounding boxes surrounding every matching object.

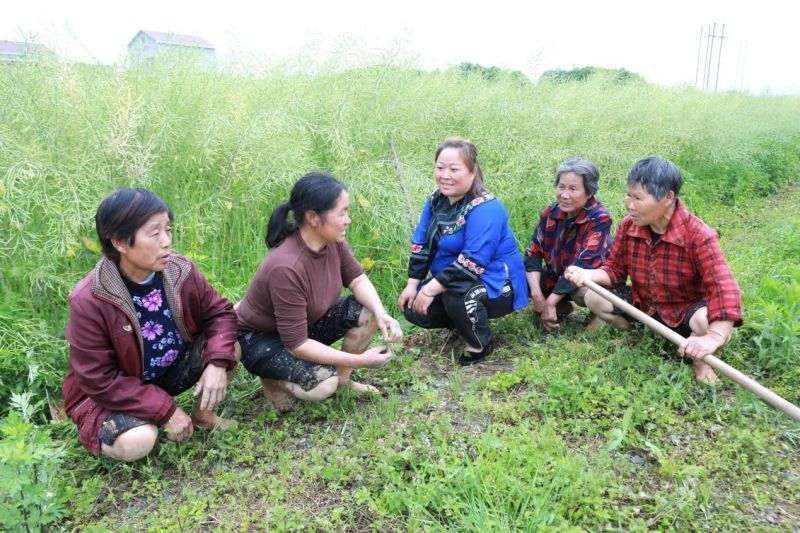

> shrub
[0,411,69,531]
[745,269,800,380]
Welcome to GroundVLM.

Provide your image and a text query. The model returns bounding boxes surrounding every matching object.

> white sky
[3,0,799,94]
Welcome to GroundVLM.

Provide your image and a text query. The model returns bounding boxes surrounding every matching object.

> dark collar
[626,198,690,247]
[549,196,599,225]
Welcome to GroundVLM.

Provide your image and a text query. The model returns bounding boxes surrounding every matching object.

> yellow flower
[81,237,101,254]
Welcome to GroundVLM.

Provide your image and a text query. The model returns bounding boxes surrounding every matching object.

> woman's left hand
[412,291,433,316]
[194,364,228,411]
[678,334,723,360]
[377,313,403,342]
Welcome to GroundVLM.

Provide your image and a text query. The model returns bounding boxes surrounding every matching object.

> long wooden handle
[584,279,800,423]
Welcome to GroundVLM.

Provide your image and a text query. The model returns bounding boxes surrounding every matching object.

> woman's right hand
[564,266,589,287]
[530,292,546,315]
[359,346,394,368]
[398,286,418,310]
[163,406,193,442]
[540,301,560,331]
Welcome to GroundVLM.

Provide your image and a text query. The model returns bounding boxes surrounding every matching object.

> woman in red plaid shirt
[525,158,614,331]
[566,157,743,384]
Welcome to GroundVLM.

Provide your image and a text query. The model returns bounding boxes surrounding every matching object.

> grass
[1,56,799,530]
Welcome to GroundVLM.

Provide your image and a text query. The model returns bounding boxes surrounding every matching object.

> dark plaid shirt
[525,196,613,295]
[601,198,743,328]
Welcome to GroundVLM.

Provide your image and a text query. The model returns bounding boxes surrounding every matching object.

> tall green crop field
[1,57,798,530]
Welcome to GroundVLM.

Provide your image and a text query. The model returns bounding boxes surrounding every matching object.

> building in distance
[0,40,54,62]
[127,30,215,68]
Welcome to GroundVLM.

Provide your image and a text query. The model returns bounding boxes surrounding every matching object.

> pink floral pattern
[141,320,164,341]
[457,254,485,275]
[442,193,495,236]
[161,349,179,366]
[142,289,163,311]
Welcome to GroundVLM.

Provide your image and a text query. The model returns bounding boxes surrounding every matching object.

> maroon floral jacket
[62,255,237,454]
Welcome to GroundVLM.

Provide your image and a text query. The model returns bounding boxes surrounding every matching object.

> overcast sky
[3,0,798,94]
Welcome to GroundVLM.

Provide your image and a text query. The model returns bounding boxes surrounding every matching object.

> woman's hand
[398,285,418,310]
[530,292,546,315]
[540,301,560,331]
[194,364,228,412]
[564,266,589,287]
[163,406,193,442]
[359,346,394,368]
[412,290,433,316]
[376,313,403,342]
[679,334,724,360]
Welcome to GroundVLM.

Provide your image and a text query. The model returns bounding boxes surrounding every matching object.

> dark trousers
[404,281,514,352]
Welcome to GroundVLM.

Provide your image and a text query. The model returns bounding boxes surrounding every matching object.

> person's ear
[111,237,128,255]
[305,210,319,228]
[664,191,676,205]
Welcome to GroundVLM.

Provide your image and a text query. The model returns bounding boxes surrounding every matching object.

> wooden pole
[584,279,800,423]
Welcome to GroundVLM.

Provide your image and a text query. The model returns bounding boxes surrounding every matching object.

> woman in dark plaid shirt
[525,158,613,331]
[566,157,743,384]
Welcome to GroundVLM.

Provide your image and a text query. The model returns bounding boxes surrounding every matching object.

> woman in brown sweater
[236,172,402,411]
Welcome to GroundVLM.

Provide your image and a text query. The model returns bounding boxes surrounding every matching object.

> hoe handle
[584,279,800,423]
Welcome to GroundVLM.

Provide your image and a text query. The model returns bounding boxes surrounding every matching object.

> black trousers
[404,280,514,352]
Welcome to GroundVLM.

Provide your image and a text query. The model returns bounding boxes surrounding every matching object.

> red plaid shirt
[601,199,743,328]
[525,197,613,294]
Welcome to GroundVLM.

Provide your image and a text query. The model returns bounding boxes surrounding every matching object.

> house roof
[0,40,52,55]
[130,30,215,49]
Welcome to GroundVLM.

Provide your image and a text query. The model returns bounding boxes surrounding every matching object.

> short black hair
[627,157,682,200]
[95,188,173,262]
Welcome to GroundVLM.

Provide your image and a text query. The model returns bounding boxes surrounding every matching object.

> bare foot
[692,360,718,385]
[584,313,605,332]
[192,413,238,430]
[260,378,295,412]
[346,380,380,394]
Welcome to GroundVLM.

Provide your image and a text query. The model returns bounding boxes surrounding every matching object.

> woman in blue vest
[398,138,528,365]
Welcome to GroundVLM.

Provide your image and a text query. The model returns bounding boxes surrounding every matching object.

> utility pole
[695,25,704,88]
[738,40,748,92]
[714,24,726,93]
[704,23,716,89]
[697,22,726,91]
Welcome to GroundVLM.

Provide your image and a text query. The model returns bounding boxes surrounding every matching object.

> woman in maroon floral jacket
[63,188,239,461]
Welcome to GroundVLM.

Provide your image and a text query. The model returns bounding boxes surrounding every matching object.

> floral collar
[430,190,496,236]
